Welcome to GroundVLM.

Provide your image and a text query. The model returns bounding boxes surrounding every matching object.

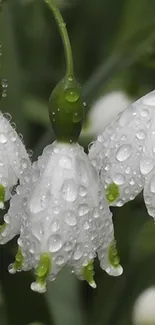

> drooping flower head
[89,89,155,219]
[1,141,122,292]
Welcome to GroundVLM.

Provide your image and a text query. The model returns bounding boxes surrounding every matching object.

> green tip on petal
[49,76,85,143]
[108,240,120,268]
[0,222,6,234]
[31,253,51,293]
[106,183,120,203]
[0,184,5,208]
[8,247,24,274]
[83,260,96,289]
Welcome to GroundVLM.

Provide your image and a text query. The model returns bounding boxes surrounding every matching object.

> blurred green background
[1,0,155,324]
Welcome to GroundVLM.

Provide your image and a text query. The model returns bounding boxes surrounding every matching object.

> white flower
[1,141,122,292]
[0,112,30,208]
[89,89,155,218]
[132,287,155,325]
[82,91,131,138]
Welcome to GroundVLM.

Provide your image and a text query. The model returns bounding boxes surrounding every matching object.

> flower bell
[89,89,155,219]
[2,141,122,292]
[0,112,30,209]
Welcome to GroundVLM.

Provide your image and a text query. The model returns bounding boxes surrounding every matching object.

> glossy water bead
[89,89,155,219]
[1,141,122,292]
[0,112,30,206]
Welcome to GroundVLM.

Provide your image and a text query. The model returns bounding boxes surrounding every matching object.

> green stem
[45,0,74,77]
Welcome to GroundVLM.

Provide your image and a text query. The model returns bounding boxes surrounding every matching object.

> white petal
[89,95,152,205]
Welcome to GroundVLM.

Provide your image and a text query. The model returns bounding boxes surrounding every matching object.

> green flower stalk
[44,0,85,143]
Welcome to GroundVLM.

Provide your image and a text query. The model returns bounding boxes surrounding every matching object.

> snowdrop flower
[2,141,122,293]
[0,112,30,208]
[132,287,155,325]
[89,89,155,218]
[82,91,131,138]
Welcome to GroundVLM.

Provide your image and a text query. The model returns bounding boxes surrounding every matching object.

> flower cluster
[0,140,122,293]
[89,89,155,220]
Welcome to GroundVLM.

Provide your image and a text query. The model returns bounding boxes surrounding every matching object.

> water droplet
[72,112,82,123]
[64,241,72,251]
[0,132,7,143]
[3,112,11,122]
[116,144,132,162]
[50,220,60,232]
[78,204,89,216]
[112,174,125,185]
[79,185,87,197]
[136,130,146,140]
[62,179,77,202]
[65,210,77,226]
[73,248,83,260]
[49,234,62,253]
[141,109,149,118]
[129,178,135,185]
[8,130,17,142]
[93,207,100,218]
[140,158,155,175]
[65,88,80,103]
[125,166,131,174]
[55,255,64,266]
[1,79,8,98]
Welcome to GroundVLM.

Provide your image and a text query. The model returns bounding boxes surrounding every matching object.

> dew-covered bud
[49,76,84,142]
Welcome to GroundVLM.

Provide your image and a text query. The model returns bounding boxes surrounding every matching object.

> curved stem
[45,0,74,77]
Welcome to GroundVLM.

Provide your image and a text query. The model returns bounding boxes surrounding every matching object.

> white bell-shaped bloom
[81,91,131,138]
[2,141,122,292]
[89,89,155,217]
[0,112,30,207]
[132,287,155,325]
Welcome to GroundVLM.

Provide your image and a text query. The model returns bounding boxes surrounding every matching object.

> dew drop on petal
[64,241,72,251]
[55,255,65,266]
[116,144,132,162]
[62,179,77,202]
[141,109,149,118]
[140,158,155,175]
[79,185,87,197]
[136,130,146,140]
[49,234,62,253]
[65,210,77,226]
[8,130,17,142]
[78,204,89,216]
[0,132,7,143]
[50,220,60,232]
[73,249,83,260]
[112,174,125,185]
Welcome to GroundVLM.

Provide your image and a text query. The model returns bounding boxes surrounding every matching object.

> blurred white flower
[1,141,122,292]
[0,112,30,208]
[82,91,131,138]
[89,89,155,218]
[132,287,155,325]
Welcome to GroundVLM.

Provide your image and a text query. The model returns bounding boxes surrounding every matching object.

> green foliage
[1,0,155,324]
